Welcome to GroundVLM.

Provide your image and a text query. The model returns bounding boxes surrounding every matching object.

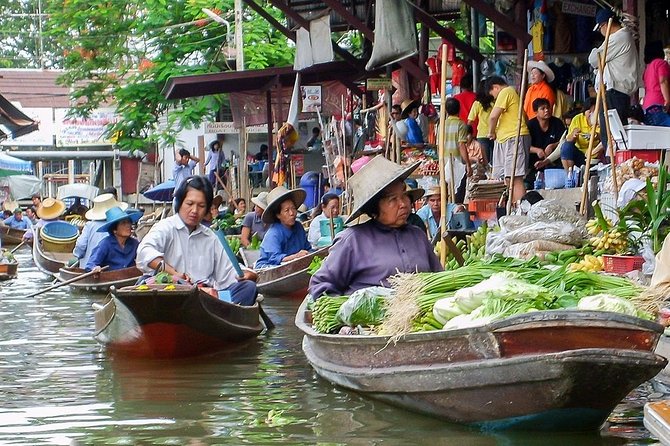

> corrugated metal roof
[0,70,71,108]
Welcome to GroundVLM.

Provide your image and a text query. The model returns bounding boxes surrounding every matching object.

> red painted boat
[256,247,328,299]
[93,284,264,358]
[296,299,666,431]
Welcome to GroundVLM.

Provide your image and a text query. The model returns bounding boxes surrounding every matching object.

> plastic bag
[504,221,583,246]
[336,287,394,327]
[485,230,510,255]
[503,240,575,260]
[527,199,585,227]
[641,240,656,276]
[498,215,530,232]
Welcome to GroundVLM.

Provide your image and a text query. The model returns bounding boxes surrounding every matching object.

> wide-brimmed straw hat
[527,60,555,83]
[251,191,269,210]
[400,98,420,118]
[36,197,66,220]
[85,193,129,221]
[405,186,425,203]
[2,200,18,212]
[423,186,442,198]
[346,156,421,224]
[97,206,142,233]
[261,186,307,224]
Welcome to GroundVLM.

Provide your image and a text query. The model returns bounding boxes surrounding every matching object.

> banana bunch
[590,229,628,254]
[465,223,488,256]
[585,218,612,236]
[568,255,604,272]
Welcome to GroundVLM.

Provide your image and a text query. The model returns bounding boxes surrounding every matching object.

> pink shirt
[643,58,670,109]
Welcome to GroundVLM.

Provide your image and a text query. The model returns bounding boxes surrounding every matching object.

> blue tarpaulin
[0,151,32,177]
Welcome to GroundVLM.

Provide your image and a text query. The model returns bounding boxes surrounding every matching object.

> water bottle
[573,167,581,187]
[533,172,544,190]
[565,167,575,188]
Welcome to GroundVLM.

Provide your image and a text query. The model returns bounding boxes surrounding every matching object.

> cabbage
[453,272,553,313]
[433,297,465,324]
[577,294,641,317]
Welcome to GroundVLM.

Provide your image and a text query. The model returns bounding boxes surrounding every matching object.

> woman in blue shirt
[86,207,141,272]
[255,186,311,268]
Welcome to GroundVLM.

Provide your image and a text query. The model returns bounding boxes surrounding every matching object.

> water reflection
[0,250,664,444]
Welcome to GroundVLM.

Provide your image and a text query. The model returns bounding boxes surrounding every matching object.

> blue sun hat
[97,206,142,233]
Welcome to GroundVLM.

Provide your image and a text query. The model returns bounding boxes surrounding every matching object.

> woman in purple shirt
[255,186,312,268]
[309,156,442,299]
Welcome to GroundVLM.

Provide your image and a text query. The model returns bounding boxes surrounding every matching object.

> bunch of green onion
[311,296,348,333]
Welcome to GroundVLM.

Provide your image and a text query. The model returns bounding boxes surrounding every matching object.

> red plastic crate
[614,150,661,164]
[602,255,644,274]
[468,198,498,221]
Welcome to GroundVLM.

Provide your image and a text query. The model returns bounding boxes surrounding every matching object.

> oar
[25,266,109,298]
[213,229,275,329]
[10,240,27,254]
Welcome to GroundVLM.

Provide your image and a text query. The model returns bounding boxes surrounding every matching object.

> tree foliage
[45,0,294,152]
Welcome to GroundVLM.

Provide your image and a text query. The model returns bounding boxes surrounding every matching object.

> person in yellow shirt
[467,83,494,165]
[560,97,602,171]
[486,76,531,204]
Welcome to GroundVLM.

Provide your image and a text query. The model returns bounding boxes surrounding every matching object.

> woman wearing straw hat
[240,192,269,248]
[255,186,312,268]
[85,207,141,272]
[72,193,128,267]
[137,175,258,306]
[308,156,442,300]
[23,197,66,241]
[523,60,556,121]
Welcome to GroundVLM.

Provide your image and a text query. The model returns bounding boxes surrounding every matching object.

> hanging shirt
[255,222,312,268]
[73,220,108,267]
[86,235,139,272]
[308,219,443,298]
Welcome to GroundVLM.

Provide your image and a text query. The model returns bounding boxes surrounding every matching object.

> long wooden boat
[32,229,71,277]
[0,261,18,280]
[296,300,666,431]
[0,226,30,246]
[256,247,328,299]
[94,284,264,358]
[56,266,143,292]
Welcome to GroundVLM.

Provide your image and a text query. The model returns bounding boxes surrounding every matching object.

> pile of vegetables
[226,236,241,255]
[307,256,323,275]
[441,223,489,270]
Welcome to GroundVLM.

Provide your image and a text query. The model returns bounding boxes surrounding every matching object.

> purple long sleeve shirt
[308,219,443,298]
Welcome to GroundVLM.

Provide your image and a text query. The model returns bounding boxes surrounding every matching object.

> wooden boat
[32,229,71,276]
[296,300,667,431]
[0,226,30,246]
[0,261,18,280]
[56,266,143,292]
[94,284,264,358]
[256,247,328,299]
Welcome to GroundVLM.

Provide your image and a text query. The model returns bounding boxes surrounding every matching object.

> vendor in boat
[255,186,312,268]
[3,208,29,230]
[23,198,66,241]
[85,206,141,272]
[240,191,268,247]
[136,175,258,306]
[73,193,127,268]
[309,156,443,299]
[307,193,340,248]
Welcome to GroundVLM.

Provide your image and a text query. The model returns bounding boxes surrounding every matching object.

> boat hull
[0,227,29,246]
[32,230,71,276]
[94,284,264,358]
[296,299,666,430]
[0,261,18,280]
[57,266,142,292]
[256,247,328,299]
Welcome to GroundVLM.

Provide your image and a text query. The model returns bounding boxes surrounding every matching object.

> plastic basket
[544,168,566,189]
[614,150,661,164]
[468,198,498,221]
[41,221,79,240]
[602,255,644,274]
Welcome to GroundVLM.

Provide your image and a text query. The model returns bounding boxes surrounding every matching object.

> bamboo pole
[597,56,619,205]
[437,44,449,266]
[580,18,614,215]
[506,49,529,215]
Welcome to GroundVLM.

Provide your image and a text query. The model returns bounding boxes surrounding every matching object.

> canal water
[0,249,667,445]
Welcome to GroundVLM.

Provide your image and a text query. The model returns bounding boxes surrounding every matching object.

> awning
[57,183,99,201]
[0,151,33,177]
[0,94,38,140]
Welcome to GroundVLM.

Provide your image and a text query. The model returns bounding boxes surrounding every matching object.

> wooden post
[580,19,614,215]
[240,118,250,204]
[437,44,449,266]
[506,49,529,215]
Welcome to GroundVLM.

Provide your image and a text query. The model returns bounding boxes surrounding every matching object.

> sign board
[366,77,393,90]
[55,108,118,147]
[561,1,597,17]
[292,154,305,176]
[300,85,322,112]
[204,122,268,134]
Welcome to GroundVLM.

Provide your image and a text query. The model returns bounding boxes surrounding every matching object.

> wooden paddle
[10,240,27,254]
[25,266,110,298]
[213,229,275,329]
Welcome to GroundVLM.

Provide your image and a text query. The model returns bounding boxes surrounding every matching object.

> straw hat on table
[85,193,129,221]
[261,186,306,224]
[346,155,422,224]
[36,198,66,220]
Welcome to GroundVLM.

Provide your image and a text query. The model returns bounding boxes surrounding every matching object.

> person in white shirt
[137,175,258,305]
[307,193,340,248]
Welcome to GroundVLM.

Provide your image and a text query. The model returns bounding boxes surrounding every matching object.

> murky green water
[0,249,666,445]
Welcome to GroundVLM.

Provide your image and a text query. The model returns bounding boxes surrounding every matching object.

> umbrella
[57,183,99,201]
[0,151,32,177]
[1,175,42,199]
[143,180,176,202]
